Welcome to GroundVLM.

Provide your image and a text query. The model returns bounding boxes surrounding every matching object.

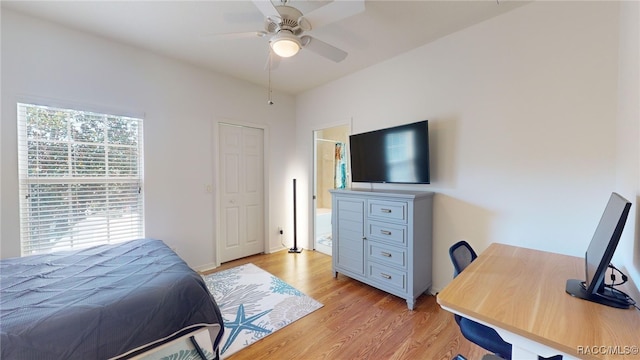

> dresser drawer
[368,263,407,293]
[368,242,407,269]
[366,221,407,246]
[367,200,407,223]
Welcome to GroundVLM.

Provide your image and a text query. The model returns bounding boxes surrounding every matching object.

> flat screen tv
[565,192,632,308]
[349,120,430,184]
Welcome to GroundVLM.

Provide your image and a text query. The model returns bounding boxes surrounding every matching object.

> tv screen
[349,120,430,184]
[565,192,632,308]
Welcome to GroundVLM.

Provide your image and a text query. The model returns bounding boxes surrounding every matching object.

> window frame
[17,102,145,255]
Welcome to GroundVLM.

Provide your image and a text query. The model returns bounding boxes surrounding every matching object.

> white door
[219,123,265,263]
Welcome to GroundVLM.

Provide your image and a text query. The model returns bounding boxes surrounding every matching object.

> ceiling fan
[224,0,365,63]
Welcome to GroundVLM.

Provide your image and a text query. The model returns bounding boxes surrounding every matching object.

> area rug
[202,263,323,359]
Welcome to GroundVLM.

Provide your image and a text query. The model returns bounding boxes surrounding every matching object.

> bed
[0,238,224,359]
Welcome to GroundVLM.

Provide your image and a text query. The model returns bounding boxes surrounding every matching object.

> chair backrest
[449,240,478,278]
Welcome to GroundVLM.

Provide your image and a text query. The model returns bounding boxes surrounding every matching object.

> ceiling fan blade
[223,11,265,24]
[300,0,365,30]
[300,35,348,63]
[264,51,280,71]
[252,0,281,23]
[206,31,267,40]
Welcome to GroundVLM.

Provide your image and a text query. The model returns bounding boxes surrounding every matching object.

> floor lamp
[288,178,302,253]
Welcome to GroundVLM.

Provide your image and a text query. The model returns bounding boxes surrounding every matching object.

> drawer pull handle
[381,252,392,257]
[380,208,392,213]
[380,273,392,280]
[380,230,392,236]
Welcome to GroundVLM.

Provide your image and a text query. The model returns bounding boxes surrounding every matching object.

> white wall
[0,9,298,268]
[615,0,640,288]
[296,1,629,292]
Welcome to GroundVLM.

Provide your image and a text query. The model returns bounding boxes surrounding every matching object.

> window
[17,103,144,255]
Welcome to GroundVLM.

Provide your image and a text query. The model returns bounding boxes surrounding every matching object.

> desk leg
[509,342,578,360]
[496,329,576,360]
[511,345,541,360]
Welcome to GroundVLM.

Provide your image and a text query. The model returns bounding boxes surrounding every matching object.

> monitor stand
[566,279,630,309]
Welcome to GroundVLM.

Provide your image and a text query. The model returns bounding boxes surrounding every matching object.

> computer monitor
[566,192,632,308]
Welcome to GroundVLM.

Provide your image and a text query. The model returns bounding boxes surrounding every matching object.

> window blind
[17,103,144,255]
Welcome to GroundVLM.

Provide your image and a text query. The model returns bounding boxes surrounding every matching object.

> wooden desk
[437,243,640,360]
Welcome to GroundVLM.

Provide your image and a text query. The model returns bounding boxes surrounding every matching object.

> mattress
[0,238,224,359]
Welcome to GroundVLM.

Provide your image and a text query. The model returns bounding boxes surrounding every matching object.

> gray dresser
[329,189,434,310]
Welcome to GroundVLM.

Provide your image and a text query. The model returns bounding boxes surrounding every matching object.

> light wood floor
[205,249,487,360]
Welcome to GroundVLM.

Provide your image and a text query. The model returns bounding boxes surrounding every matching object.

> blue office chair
[449,241,512,359]
[449,241,562,360]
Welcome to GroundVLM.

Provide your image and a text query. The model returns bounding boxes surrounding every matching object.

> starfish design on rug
[221,304,273,354]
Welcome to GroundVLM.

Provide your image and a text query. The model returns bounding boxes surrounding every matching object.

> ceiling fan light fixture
[270,31,301,58]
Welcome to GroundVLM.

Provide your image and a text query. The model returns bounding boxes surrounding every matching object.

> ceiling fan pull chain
[267,50,274,105]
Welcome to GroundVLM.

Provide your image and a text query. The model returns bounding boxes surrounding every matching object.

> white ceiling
[2,0,530,94]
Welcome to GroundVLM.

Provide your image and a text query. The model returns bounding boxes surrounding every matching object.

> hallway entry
[313,124,349,255]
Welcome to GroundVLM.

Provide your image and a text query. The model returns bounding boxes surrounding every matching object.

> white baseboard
[195,263,218,273]
[267,245,291,254]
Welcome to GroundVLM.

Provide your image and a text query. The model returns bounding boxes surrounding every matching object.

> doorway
[313,124,350,255]
[218,123,265,263]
